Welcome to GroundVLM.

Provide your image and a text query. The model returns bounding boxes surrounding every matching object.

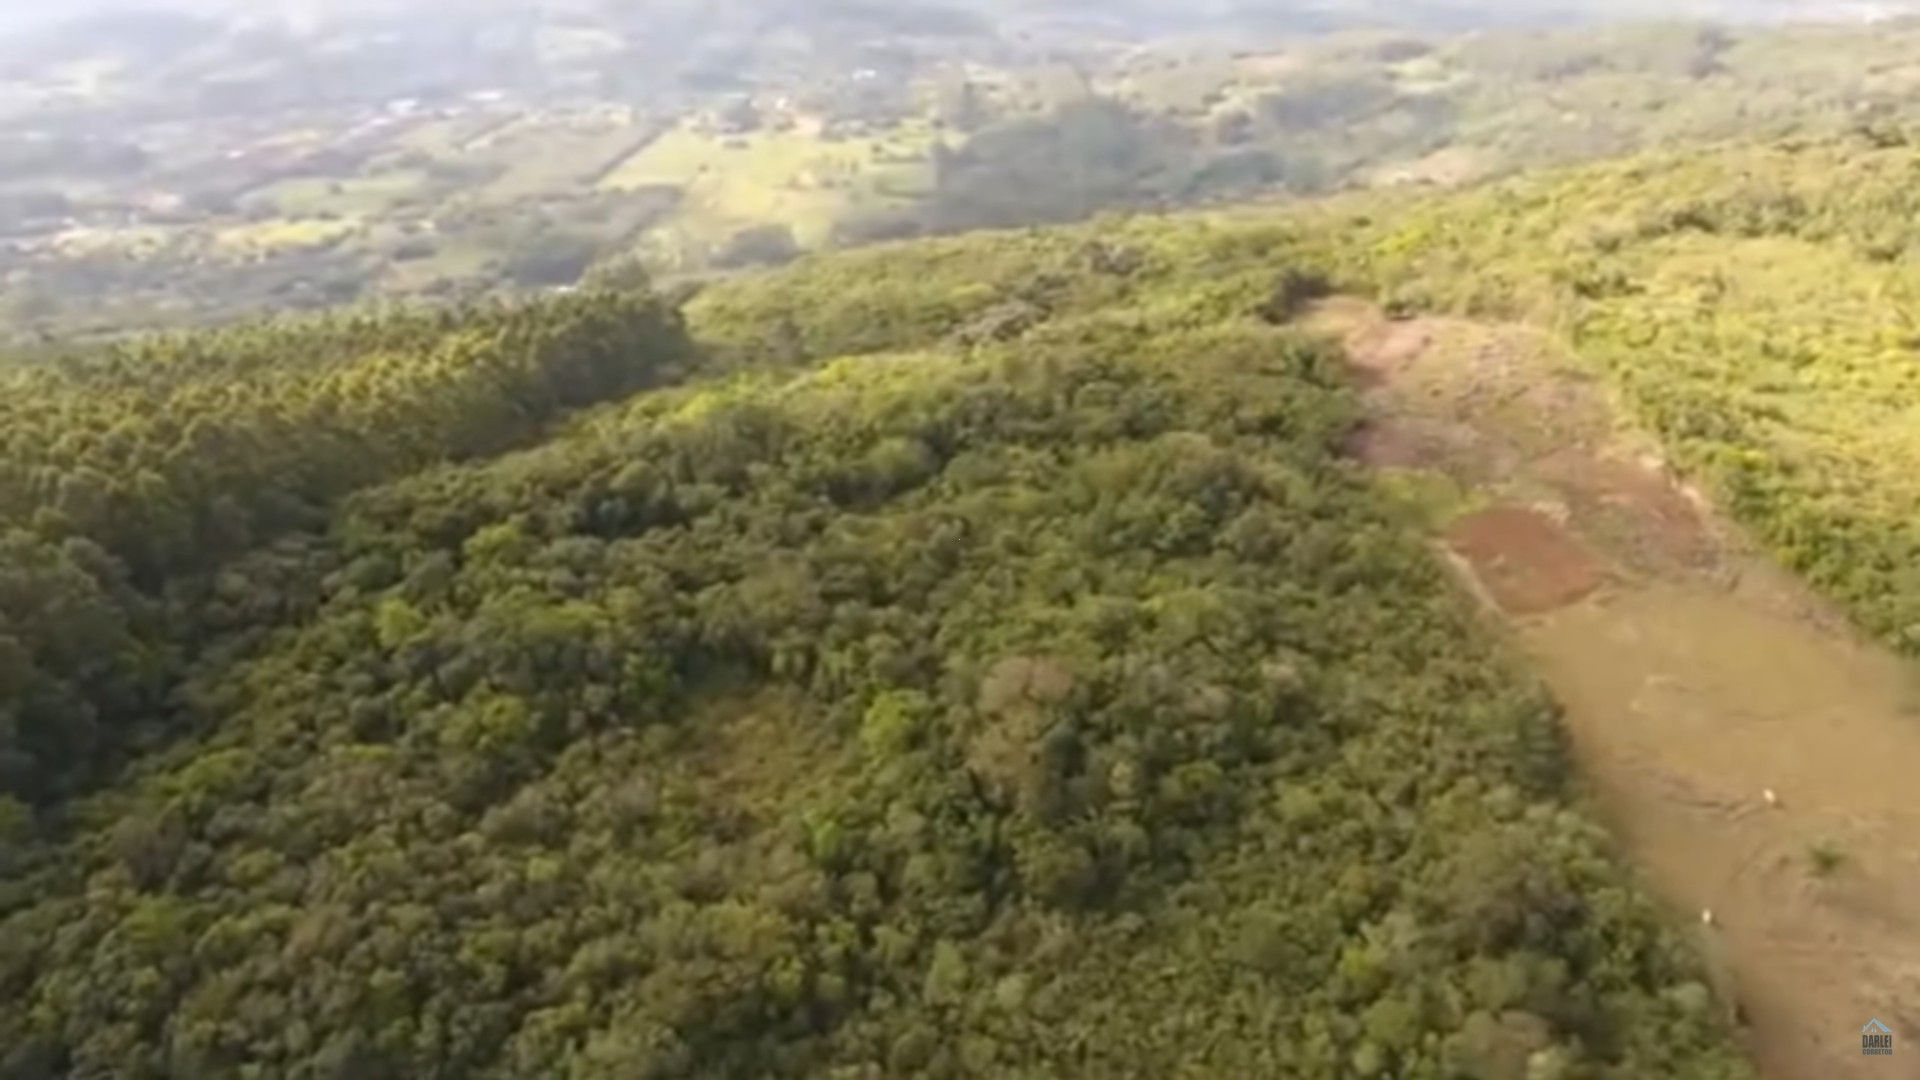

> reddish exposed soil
[1444,506,1605,615]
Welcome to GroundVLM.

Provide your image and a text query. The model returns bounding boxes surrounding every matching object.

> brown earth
[1340,414,1474,468]
[1444,506,1606,615]
[1307,297,1920,1080]
[1337,314,1434,387]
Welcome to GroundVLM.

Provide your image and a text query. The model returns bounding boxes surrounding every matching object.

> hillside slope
[0,293,692,806]
[0,230,1747,1076]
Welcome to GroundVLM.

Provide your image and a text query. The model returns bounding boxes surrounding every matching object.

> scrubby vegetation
[1290,132,1920,659]
[0,226,1747,1077]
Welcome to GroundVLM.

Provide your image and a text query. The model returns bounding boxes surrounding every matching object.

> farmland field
[600,118,937,264]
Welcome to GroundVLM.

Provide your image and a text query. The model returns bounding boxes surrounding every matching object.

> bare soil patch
[1543,449,1721,574]
[1339,315,1433,386]
[1308,297,1920,1080]
[1341,415,1459,468]
[1444,506,1605,615]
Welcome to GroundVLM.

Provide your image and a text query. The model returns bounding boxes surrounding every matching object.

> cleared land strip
[1311,298,1920,1080]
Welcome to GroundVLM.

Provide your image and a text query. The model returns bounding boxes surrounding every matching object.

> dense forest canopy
[0,292,690,805]
[0,218,1750,1076]
[21,6,1920,1078]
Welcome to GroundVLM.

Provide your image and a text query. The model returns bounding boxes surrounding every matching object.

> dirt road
[1308,299,1920,1079]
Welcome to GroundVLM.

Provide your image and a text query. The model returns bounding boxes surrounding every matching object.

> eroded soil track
[1309,299,1920,1079]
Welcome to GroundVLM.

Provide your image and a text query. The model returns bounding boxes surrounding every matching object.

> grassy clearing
[601,118,936,262]
[376,233,497,292]
[390,113,507,157]
[468,112,656,201]
[214,218,356,253]
[244,171,431,219]
[43,224,173,259]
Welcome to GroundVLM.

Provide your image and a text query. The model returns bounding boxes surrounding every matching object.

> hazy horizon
[3,0,1917,37]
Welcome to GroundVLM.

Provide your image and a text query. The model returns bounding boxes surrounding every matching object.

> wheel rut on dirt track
[1306,298,1920,1080]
